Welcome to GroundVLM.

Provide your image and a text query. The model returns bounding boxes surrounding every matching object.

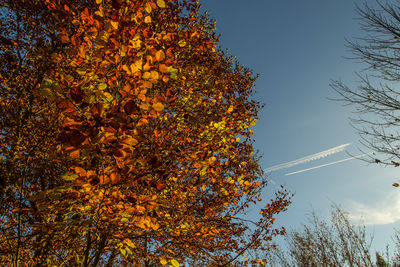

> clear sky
[201,0,400,254]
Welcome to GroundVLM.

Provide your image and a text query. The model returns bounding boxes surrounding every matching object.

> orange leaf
[155,50,165,62]
[57,99,75,113]
[152,102,164,112]
[142,80,153,89]
[69,148,80,159]
[74,166,87,177]
[121,136,138,146]
[137,118,149,126]
[110,173,120,184]
[159,64,169,73]
[150,71,159,80]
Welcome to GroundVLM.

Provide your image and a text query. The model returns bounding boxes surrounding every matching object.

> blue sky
[201,0,400,254]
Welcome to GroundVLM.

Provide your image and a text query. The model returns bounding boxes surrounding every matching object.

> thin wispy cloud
[264,143,352,173]
[285,153,372,176]
[349,191,400,225]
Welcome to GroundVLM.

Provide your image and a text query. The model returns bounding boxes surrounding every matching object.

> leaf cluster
[0,0,291,266]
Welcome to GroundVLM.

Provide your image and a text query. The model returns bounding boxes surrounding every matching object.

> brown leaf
[57,99,75,113]
[124,100,139,115]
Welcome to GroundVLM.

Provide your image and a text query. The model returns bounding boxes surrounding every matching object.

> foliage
[0,0,291,265]
[332,1,400,171]
[266,206,400,267]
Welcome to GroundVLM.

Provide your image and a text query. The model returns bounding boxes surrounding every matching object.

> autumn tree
[0,0,291,266]
[332,1,400,168]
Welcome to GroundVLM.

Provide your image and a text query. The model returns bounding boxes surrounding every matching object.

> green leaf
[200,167,207,176]
[84,206,92,211]
[169,67,178,79]
[171,259,179,267]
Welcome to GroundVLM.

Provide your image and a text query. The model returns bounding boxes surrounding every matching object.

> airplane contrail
[264,143,352,173]
[285,152,374,176]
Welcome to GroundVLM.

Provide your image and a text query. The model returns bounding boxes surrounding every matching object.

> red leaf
[155,182,166,191]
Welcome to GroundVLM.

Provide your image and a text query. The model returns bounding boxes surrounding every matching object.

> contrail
[264,143,352,173]
[285,152,373,176]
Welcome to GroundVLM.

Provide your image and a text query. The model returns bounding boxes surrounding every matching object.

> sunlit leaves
[0,0,290,265]
[157,0,166,8]
[160,257,168,265]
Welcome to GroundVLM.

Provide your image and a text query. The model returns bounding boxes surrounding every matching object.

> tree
[0,0,291,265]
[266,206,400,267]
[332,1,400,168]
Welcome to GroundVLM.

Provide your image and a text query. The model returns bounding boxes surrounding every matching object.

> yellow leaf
[144,16,152,23]
[130,59,142,73]
[151,221,160,230]
[153,102,164,112]
[157,0,166,8]
[145,3,152,13]
[125,239,136,248]
[122,64,131,74]
[143,72,151,80]
[171,259,179,267]
[96,0,102,4]
[159,257,167,265]
[103,92,113,102]
[110,21,119,30]
[98,83,107,90]
[178,40,186,47]
[120,45,127,57]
